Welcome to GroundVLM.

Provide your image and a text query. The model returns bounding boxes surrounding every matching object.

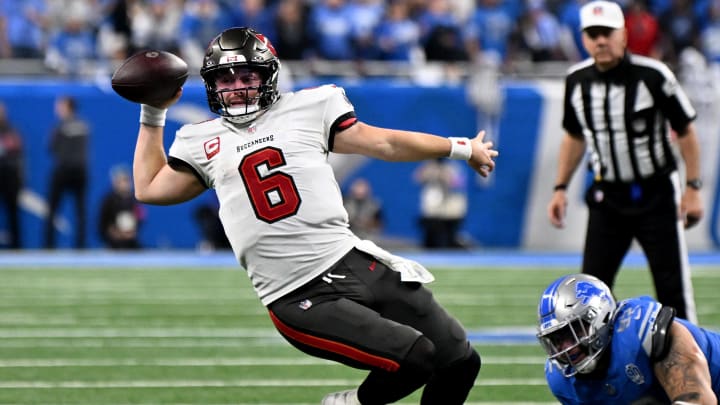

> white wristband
[140,104,167,127]
[448,137,472,160]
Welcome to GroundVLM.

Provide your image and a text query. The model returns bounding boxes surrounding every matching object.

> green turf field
[1,264,718,404]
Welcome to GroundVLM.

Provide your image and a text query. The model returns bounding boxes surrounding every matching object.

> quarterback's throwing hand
[469,130,498,177]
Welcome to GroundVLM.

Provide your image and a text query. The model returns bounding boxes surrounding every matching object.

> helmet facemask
[536,274,616,377]
[204,66,274,124]
[539,313,612,376]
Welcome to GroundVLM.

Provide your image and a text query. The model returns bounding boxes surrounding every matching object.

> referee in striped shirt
[547,1,703,323]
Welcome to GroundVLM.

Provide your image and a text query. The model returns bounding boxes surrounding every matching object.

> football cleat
[321,388,360,405]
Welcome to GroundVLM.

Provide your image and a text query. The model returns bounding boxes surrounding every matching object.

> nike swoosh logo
[321,272,346,284]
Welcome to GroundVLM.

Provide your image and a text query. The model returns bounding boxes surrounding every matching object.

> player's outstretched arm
[653,321,716,405]
[333,122,498,177]
[133,89,205,205]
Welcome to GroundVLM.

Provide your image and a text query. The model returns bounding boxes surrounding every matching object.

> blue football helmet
[537,274,616,376]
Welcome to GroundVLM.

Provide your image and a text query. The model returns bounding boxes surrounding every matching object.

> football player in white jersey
[131,27,498,405]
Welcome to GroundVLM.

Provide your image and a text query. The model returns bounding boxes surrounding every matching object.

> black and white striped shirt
[562,53,696,183]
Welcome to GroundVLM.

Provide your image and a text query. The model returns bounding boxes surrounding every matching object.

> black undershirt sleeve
[328,112,358,152]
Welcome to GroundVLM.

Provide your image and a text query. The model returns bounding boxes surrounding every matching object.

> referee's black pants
[581,176,697,323]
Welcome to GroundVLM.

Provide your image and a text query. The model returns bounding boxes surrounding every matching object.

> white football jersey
[169,85,360,305]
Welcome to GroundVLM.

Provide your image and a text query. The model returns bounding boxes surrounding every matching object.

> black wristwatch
[687,179,703,190]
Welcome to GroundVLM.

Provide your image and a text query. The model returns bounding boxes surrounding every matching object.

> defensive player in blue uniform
[536,274,720,404]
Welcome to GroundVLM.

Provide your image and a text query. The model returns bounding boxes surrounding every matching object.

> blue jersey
[545,296,720,404]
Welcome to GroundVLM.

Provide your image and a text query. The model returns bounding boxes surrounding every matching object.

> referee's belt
[589,175,672,207]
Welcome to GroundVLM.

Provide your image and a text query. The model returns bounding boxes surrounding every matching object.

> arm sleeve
[650,305,676,361]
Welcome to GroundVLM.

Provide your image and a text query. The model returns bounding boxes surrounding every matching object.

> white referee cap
[580,1,625,30]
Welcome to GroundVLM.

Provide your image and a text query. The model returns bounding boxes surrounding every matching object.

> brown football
[111,50,189,106]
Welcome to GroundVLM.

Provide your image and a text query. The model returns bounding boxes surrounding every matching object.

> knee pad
[403,336,436,376]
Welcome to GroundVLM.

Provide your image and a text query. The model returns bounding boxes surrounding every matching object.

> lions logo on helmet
[537,274,617,376]
[200,27,281,124]
[576,281,611,305]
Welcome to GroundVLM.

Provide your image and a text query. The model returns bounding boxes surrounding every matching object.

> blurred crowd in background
[2,0,720,78]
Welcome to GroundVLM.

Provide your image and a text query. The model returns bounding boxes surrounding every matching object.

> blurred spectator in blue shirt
[44,18,97,76]
[417,0,461,45]
[648,0,671,15]
[558,0,589,60]
[503,0,525,20]
[374,0,422,61]
[0,0,48,58]
[45,0,101,75]
[346,0,384,59]
[417,0,468,62]
[463,0,516,65]
[308,0,356,60]
[699,0,720,63]
[694,0,712,31]
[272,0,313,59]
[230,0,277,39]
[520,0,567,61]
[657,0,700,66]
[130,0,183,55]
[179,0,236,67]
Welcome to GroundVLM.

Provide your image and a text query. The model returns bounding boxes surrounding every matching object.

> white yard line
[102,401,558,405]
[0,338,283,348]
[0,356,545,367]
[88,401,558,405]
[0,327,279,338]
[0,378,548,389]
